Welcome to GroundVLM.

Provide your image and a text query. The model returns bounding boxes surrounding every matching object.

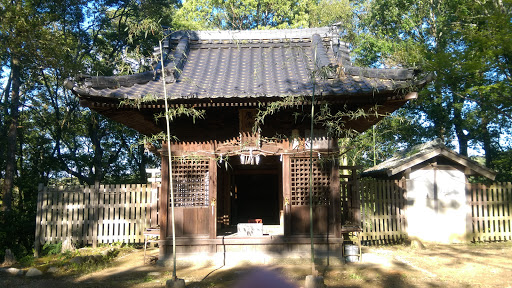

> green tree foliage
[0,0,83,258]
[174,0,311,29]
[0,0,171,260]
[345,108,426,167]
[350,0,511,180]
[173,0,352,29]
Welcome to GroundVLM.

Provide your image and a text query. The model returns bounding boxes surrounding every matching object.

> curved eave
[71,85,417,109]
[67,76,423,103]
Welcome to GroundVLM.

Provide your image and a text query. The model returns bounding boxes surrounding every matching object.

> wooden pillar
[351,167,361,226]
[34,183,44,257]
[209,159,218,240]
[92,181,99,248]
[465,181,473,242]
[433,162,439,213]
[404,168,411,235]
[282,155,291,236]
[331,160,341,238]
[159,146,169,258]
[150,181,159,228]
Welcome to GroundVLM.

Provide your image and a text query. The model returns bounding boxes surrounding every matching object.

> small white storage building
[363,140,496,243]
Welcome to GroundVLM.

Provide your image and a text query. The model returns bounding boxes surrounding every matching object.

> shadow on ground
[3,243,512,288]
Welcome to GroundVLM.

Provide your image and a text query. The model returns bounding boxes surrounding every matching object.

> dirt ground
[2,242,512,288]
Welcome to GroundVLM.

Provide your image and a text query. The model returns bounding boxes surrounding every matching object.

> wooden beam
[282,155,291,236]
[159,148,169,258]
[331,160,341,238]
[438,150,496,180]
[209,159,218,241]
[388,149,442,176]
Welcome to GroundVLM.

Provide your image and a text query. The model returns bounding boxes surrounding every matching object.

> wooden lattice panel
[290,157,330,206]
[172,160,210,207]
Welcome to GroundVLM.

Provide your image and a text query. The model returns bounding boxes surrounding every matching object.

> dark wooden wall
[172,208,209,236]
[287,157,340,236]
[157,105,342,241]
[162,107,328,143]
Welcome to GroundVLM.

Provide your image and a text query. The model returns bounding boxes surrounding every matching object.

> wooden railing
[34,183,159,252]
[469,182,512,242]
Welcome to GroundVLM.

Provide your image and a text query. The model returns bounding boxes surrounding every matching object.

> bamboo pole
[159,40,177,280]
[308,47,317,276]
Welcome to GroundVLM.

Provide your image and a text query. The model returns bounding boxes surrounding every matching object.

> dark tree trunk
[452,95,468,156]
[429,80,448,143]
[2,58,21,215]
[1,71,12,122]
[457,133,468,157]
[18,105,24,213]
[454,122,469,157]
[480,120,494,168]
[453,120,468,157]
[432,106,446,142]
[138,144,147,183]
[89,113,103,185]
[0,71,13,180]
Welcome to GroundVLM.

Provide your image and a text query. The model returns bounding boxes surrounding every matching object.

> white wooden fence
[469,182,512,242]
[359,180,512,244]
[34,183,159,253]
[35,181,511,251]
[360,179,407,245]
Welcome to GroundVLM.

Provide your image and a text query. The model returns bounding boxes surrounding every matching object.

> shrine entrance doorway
[234,172,280,225]
[216,156,283,236]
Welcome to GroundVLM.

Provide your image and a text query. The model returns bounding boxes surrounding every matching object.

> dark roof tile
[68,27,429,101]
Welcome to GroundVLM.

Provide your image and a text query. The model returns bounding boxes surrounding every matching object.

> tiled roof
[66,27,429,102]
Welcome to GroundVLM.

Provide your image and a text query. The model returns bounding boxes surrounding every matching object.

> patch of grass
[62,254,114,275]
[60,249,77,260]
[19,254,35,266]
[42,242,62,256]
[349,273,364,280]
[71,261,108,275]
[125,274,156,285]
[143,275,155,282]
[28,246,132,277]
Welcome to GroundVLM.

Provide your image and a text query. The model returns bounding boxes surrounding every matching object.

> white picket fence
[34,183,159,252]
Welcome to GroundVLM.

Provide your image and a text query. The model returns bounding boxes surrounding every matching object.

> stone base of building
[156,236,344,267]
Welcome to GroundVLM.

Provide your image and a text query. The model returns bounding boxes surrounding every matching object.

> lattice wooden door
[172,159,210,207]
[169,159,210,236]
[289,157,331,235]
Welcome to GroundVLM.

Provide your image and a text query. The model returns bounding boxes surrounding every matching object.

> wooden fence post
[151,182,159,228]
[34,183,44,257]
[507,182,512,241]
[92,181,99,248]
[466,182,473,242]
[282,154,291,236]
